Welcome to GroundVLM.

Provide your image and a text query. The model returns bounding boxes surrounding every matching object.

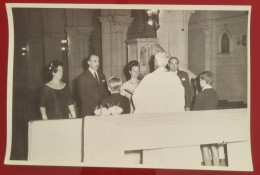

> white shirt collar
[202,84,212,91]
[88,67,97,76]
[171,70,178,75]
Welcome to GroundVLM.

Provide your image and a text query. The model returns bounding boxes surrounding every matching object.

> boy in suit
[193,71,220,166]
[100,76,130,114]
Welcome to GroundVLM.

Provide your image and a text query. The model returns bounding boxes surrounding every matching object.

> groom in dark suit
[78,55,109,117]
[168,57,192,111]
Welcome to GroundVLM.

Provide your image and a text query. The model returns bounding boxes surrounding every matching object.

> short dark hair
[168,57,179,64]
[199,71,214,85]
[128,60,140,71]
[48,60,63,75]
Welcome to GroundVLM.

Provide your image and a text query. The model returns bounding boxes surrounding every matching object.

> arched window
[221,33,230,53]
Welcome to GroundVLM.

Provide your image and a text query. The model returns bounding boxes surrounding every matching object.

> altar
[27,109,252,170]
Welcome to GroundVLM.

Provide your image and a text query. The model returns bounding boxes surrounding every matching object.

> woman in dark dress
[193,71,219,166]
[40,60,76,120]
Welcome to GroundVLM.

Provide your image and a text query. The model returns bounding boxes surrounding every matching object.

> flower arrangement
[94,106,123,116]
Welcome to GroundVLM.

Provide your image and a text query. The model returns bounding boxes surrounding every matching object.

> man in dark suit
[77,55,109,117]
[168,57,192,111]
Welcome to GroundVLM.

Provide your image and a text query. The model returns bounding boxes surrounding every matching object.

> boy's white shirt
[202,84,212,91]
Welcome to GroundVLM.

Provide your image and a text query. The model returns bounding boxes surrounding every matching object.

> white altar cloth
[28,119,83,162]
[83,109,249,166]
[27,109,252,170]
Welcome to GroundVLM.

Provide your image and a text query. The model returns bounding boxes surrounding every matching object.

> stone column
[202,20,213,71]
[157,10,194,69]
[99,15,133,81]
[65,26,93,92]
[202,19,217,88]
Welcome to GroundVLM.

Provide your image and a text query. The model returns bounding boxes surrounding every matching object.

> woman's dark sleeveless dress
[40,84,73,119]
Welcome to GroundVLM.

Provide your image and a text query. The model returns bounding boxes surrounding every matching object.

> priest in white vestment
[132,52,185,114]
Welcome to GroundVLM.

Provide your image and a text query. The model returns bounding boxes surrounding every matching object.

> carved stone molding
[99,15,133,33]
[190,14,248,31]
[110,16,134,33]
[65,26,93,40]
[126,38,159,45]
[126,38,159,75]
[99,14,133,80]
[127,44,138,61]
[98,16,110,24]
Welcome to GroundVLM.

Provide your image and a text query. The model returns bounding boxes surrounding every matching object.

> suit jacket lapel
[177,70,185,87]
[87,69,100,86]
[177,70,181,78]
[86,69,94,79]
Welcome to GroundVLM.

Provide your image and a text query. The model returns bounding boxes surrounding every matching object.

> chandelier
[147,9,160,30]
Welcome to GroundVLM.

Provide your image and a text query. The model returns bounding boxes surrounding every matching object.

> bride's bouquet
[94,105,123,116]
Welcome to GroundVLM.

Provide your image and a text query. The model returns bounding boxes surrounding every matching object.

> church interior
[10,7,249,162]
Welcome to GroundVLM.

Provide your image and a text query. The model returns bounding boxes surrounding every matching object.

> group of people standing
[39,51,221,166]
[39,52,219,118]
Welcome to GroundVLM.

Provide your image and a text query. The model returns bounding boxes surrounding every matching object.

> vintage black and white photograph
[5,3,252,171]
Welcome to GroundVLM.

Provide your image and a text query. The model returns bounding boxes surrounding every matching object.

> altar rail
[28,109,252,170]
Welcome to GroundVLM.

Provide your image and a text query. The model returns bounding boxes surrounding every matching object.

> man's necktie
[94,71,100,85]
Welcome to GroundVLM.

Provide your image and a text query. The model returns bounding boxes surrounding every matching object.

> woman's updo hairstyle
[128,60,140,71]
[48,60,63,75]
